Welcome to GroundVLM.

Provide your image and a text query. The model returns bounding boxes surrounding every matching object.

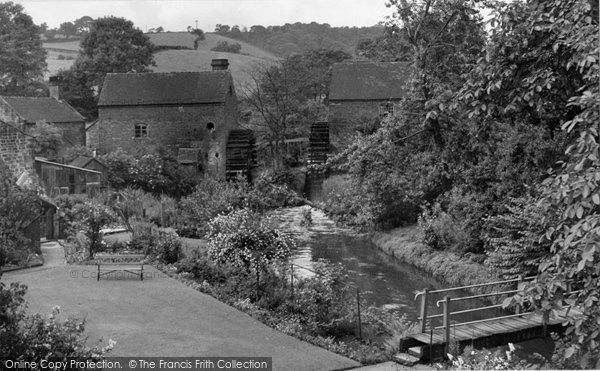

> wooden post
[516,275,523,314]
[356,287,362,340]
[420,288,430,333]
[443,296,451,354]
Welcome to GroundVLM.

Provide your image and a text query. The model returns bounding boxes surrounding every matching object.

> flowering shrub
[207,209,295,271]
[448,343,532,370]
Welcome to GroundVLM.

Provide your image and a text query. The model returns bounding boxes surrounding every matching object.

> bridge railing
[414,276,536,335]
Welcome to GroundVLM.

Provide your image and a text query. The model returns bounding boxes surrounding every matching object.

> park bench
[95,253,146,281]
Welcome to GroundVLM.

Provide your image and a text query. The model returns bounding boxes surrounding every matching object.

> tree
[61,16,155,119]
[499,0,599,366]
[207,209,295,300]
[72,201,115,259]
[58,21,76,37]
[0,164,43,272]
[73,15,93,35]
[243,49,348,168]
[29,121,64,160]
[0,2,47,96]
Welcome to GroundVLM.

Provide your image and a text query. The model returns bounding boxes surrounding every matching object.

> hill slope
[42,33,277,86]
[147,32,278,61]
[151,49,273,92]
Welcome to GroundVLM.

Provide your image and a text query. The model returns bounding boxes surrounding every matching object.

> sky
[16,0,395,32]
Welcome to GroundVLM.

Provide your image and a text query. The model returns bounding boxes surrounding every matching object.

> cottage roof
[98,71,233,107]
[69,156,106,169]
[328,62,413,101]
[0,96,85,123]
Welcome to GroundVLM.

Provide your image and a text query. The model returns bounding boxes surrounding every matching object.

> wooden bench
[95,253,146,281]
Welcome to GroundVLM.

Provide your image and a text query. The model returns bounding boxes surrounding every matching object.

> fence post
[516,275,523,314]
[420,288,430,333]
[356,287,362,340]
[290,264,294,304]
[443,296,451,355]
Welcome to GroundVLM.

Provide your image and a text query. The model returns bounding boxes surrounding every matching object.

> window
[379,103,394,120]
[134,123,148,138]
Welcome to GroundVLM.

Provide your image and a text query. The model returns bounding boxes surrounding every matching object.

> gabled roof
[98,71,233,107]
[0,96,85,123]
[69,155,106,169]
[328,62,413,101]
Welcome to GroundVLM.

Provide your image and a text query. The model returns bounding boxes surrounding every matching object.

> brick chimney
[211,59,229,71]
[49,75,63,100]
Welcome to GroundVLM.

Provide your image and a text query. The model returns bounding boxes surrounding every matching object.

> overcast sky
[16,0,394,32]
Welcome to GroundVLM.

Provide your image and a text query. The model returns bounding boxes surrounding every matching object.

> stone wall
[0,106,34,180]
[97,101,238,178]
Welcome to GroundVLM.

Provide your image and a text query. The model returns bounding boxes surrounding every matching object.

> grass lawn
[3,242,360,370]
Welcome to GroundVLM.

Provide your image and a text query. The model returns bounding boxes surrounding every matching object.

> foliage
[485,196,554,279]
[0,165,43,268]
[487,0,600,365]
[210,41,241,53]
[61,231,91,264]
[206,209,294,272]
[242,49,348,167]
[60,16,155,118]
[321,175,379,230]
[71,200,116,259]
[177,178,247,236]
[418,203,470,252]
[100,148,198,197]
[448,343,529,370]
[300,207,313,227]
[153,232,181,264]
[0,281,115,361]
[214,22,382,57]
[29,121,64,160]
[0,2,47,96]
[177,174,302,237]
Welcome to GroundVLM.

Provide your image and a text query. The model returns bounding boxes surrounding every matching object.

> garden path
[4,242,361,371]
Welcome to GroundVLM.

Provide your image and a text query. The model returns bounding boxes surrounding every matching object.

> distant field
[42,33,277,87]
[152,49,274,92]
[147,32,278,61]
[43,40,81,51]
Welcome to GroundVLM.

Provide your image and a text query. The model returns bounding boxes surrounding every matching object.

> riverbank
[372,225,498,292]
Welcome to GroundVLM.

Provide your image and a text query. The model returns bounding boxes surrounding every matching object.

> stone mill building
[90,59,255,179]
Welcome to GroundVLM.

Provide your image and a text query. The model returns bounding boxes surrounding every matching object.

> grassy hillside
[147,32,277,60]
[152,49,274,92]
[42,33,277,85]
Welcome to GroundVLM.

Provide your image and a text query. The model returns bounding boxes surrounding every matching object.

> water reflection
[271,206,503,324]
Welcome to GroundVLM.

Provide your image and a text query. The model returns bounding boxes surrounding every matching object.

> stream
[270,206,486,323]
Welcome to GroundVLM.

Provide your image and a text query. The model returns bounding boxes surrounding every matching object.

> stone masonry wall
[97,102,238,178]
[0,104,34,179]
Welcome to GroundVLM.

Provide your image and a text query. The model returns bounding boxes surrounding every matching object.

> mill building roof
[98,71,233,107]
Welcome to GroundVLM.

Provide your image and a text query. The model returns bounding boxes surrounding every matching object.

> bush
[0,281,115,361]
[210,41,242,53]
[484,196,553,279]
[154,232,182,264]
[418,203,472,253]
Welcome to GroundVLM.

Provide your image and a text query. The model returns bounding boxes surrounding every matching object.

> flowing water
[270,206,495,323]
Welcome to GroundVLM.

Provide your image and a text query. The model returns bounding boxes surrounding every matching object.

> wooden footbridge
[396,276,582,364]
